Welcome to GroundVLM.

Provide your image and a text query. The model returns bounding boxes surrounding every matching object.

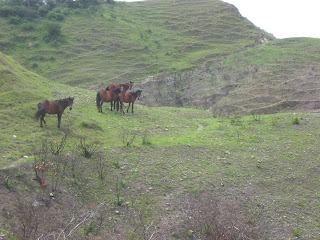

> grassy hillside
[0,0,272,90]
[1,52,320,239]
[141,37,320,115]
[1,1,320,239]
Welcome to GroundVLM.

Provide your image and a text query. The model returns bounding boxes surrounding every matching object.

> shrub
[15,6,38,18]
[0,6,16,17]
[84,221,95,235]
[21,22,34,31]
[179,193,266,239]
[292,116,300,125]
[8,16,21,25]
[31,63,38,68]
[38,5,50,17]
[61,8,71,15]
[47,11,64,21]
[230,114,243,126]
[292,229,301,237]
[42,21,62,41]
[77,138,101,158]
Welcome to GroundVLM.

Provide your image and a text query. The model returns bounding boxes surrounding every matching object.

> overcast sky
[116,0,320,39]
[222,0,320,39]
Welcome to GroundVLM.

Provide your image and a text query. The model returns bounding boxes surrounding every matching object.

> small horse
[35,97,74,128]
[119,90,142,114]
[96,87,121,112]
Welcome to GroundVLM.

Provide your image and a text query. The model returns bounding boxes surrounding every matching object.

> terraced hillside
[140,38,320,115]
[0,0,272,90]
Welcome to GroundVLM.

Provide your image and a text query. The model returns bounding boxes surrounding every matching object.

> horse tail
[96,92,101,111]
[35,103,43,120]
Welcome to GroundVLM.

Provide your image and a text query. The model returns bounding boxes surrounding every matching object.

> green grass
[0,0,272,89]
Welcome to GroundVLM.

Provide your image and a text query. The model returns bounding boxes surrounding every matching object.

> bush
[8,16,21,25]
[42,21,62,41]
[15,6,38,18]
[21,22,34,31]
[0,6,16,17]
[38,5,50,17]
[179,193,266,239]
[292,116,300,125]
[61,8,71,15]
[47,12,64,21]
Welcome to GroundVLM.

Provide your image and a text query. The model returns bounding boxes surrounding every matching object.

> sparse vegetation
[0,1,320,239]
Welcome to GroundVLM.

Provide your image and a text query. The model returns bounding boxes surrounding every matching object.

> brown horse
[96,87,121,112]
[35,97,74,128]
[106,82,133,111]
[119,90,142,114]
[107,81,133,92]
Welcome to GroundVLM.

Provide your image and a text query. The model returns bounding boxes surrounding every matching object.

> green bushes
[42,21,63,41]
[21,22,34,31]
[8,16,21,24]
[0,6,16,17]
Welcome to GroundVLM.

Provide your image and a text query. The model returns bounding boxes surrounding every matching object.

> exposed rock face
[138,41,320,116]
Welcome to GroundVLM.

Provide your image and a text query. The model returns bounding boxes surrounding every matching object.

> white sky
[116,0,320,39]
[222,0,320,39]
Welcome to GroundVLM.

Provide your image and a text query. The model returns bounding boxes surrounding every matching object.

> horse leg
[110,101,113,111]
[57,114,62,128]
[120,102,124,114]
[40,114,46,127]
[40,115,43,127]
[132,102,134,113]
[113,101,117,111]
[100,102,103,113]
[127,103,131,113]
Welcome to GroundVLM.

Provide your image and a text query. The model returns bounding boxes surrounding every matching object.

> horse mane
[55,98,73,107]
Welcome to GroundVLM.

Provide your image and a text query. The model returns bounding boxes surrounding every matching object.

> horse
[106,82,133,110]
[107,81,133,92]
[96,87,121,113]
[35,97,74,128]
[119,90,142,114]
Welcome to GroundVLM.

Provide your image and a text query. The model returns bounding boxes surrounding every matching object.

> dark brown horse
[35,97,74,128]
[119,90,142,114]
[96,87,121,112]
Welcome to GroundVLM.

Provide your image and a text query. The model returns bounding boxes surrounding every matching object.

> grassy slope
[0,52,320,239]
[209,37,320,115]
[0,0,271,90]
[141,37,320,114]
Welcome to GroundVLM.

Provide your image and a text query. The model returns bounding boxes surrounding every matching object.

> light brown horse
[96,88,121,112]
[119,90,142,114]
[35,97,74,128]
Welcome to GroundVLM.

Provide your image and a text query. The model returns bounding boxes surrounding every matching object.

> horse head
[68,97,74,110]
[136,90,142,100]
[128,81,134,90]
